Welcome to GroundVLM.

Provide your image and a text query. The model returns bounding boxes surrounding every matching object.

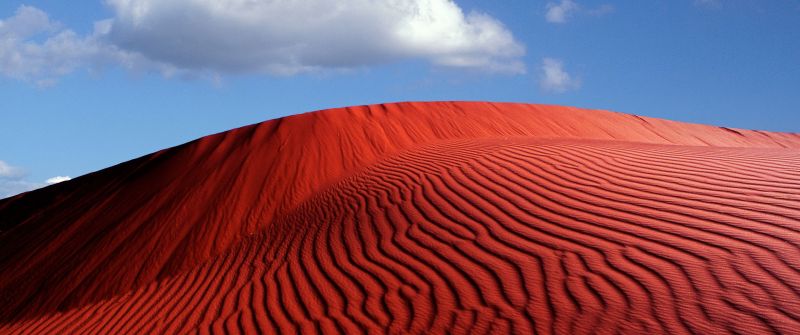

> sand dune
[1,102,799,334]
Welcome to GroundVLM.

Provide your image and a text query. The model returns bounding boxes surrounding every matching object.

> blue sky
[1,0,799,198]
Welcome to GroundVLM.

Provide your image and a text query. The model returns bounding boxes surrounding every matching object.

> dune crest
[2,102,800,334]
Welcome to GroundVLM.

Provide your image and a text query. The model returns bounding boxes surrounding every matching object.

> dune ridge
[1,101,799,334]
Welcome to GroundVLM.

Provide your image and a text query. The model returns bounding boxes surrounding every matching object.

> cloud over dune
[0,6,161,86]
[0,160,36,198]
[106,0,525,74]
[539,57,580,93]
[0,160,71,198]
[0,0,526,84]
[45,176,71,184]
[0,160,23,178]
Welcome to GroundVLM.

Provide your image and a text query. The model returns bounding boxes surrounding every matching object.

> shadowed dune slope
[1,101,800,334]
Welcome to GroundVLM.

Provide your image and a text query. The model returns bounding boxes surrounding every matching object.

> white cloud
[0,6,168,86]
[0,160,72,199]
[0,160,24,178]
[0,1,526,84]
[545,0,579,23]
[545,1,613,23]
[46,176,71,184]
[105,0,525,74]
[0,160,39,199]
[539,57,580,93]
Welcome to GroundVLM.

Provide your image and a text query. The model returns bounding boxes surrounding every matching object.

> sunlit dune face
[1,102,799,334]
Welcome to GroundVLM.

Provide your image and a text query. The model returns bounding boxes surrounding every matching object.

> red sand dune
[2,101,800,334]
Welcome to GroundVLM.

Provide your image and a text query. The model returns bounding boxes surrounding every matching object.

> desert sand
[1,101,800,334]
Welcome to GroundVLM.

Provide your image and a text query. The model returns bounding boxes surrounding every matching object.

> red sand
[1,101,800,334]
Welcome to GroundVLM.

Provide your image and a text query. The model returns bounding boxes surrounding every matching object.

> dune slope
[1,101,799,334]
